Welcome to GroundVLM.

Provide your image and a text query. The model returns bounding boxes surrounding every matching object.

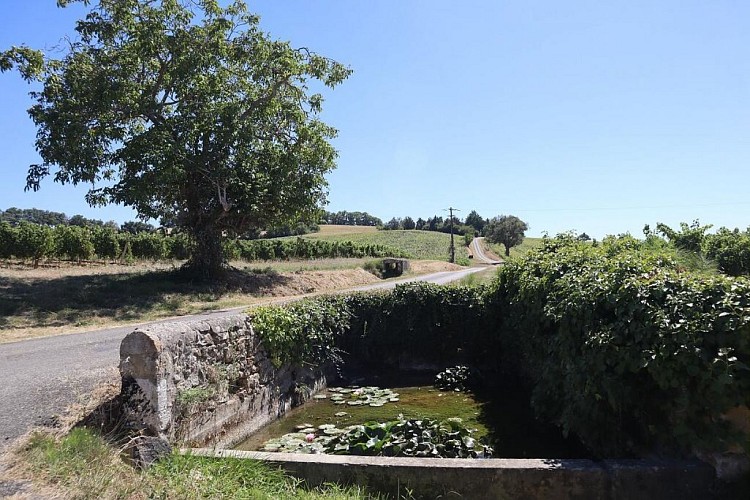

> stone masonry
[119,314,326,447]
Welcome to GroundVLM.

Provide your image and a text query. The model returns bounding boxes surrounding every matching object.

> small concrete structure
[381,258,409,277]
[187,449,716,500]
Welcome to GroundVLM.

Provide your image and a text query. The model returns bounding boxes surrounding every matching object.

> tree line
[320,210,382,226]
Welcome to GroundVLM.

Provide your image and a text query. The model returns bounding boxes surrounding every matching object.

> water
[235,381,591,458]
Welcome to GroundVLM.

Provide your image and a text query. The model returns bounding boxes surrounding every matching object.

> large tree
[484,215,529,256]
[1,0,351,278]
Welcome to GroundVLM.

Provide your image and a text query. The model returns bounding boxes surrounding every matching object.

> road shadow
[0,267,292,330]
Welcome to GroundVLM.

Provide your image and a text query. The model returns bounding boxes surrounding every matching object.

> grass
[14,428,379,499]
[291,230,461,262]
[487,237,544,260]
[455,267,498,287]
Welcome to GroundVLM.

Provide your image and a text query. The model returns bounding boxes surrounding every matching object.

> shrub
[489,236,750,456]
[54,225,95,262]
[130,232,166,260]
[91,226,120,260]
[15,221,54,266]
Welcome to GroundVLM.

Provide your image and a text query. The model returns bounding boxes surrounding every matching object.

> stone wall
[119,314,326,447]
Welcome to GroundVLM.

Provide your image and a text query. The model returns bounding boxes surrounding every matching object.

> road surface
[0,266,486,447]
[470,237,503,265]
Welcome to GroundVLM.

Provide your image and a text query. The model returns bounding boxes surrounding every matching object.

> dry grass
[0,260,381,343]
[308,224,379,237]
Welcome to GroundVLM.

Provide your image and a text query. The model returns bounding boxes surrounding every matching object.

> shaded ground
[0,261,381,342]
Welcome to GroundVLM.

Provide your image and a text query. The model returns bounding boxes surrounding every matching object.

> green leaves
[324,417,493,459]
[491,235,750,455]
[4,0,351,277]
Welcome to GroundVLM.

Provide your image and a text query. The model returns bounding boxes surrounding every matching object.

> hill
[294,227,459,261]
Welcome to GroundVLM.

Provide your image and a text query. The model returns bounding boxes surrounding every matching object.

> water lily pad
[295,424,313,431]
[369,402,384,407]
[313,394,328,400]
[334,412,348,417]
[318,424,336,430]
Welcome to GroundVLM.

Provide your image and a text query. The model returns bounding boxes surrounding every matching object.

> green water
[234,380,592,458]
[235,386,487,452]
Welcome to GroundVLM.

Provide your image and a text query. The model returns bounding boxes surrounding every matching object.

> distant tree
[464,210,485,234]
[2,0,351,279]
[428,216,442,232]
[0,207,68,226]
[402,216,416,230]
[577,232,591,241]
[68,214,104,227]
[484,215,529,256]
[321,210,382,226]
[415,217,426,230]
[385,217,402,230]
[122,221,155,234]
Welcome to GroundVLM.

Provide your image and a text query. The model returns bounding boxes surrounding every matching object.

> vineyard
[0,222,407,266]
[294,229,464,262]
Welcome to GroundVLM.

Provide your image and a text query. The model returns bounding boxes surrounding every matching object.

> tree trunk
[185,225,226,280]
[504,244,511,257]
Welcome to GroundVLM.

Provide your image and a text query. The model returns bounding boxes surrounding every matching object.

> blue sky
[1,1,748,238]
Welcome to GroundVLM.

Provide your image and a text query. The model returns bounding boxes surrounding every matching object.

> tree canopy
[1,0,351,278]
[484,215,528,256]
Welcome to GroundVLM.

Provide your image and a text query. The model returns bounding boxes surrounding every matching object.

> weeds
[15,427,382,499]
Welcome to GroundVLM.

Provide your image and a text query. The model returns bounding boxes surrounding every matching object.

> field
[487,236,544,259]
[294,227,461,262]
[309,224,379,236]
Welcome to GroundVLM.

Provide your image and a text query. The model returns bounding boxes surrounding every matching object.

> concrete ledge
[186,448,715,499]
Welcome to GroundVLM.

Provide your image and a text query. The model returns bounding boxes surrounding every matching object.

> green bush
[489,236,750,456]
[54,225,95,262]
[91,226,120,260]
[16,221,54,266]
[0,221,17,258]
[704,228,750,277]
[251,296,352,368]
[130,232,166,260]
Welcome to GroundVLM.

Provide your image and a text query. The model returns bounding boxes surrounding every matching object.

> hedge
[249,236,750,458]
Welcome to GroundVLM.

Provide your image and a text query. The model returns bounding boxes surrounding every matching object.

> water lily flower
[306,433,315,442]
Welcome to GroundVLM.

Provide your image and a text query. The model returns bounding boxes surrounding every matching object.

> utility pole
[444,207,460,263]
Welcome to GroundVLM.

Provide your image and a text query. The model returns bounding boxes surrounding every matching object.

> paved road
[470,237,503,265]
[0,267,487,447]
